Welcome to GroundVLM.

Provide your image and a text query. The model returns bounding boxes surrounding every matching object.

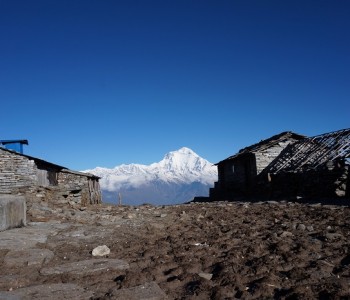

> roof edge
[215,131,306,165]
[0,147,99,179]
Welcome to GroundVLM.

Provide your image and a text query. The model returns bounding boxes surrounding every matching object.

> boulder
[0,195,26,231]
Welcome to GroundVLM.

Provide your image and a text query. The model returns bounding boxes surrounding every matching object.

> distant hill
[83,147,218,205]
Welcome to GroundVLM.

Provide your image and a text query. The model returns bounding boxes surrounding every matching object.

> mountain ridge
[84,147,218,205]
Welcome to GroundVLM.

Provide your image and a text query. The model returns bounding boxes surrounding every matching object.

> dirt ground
[1,200,350,299]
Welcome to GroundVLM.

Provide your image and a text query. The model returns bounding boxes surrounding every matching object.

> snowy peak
[168,147,197,156]
[84,147,218,205]
[160,147,199,164]
[156,147,212,174]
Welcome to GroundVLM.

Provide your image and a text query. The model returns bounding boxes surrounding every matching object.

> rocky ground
[0,200,350,299]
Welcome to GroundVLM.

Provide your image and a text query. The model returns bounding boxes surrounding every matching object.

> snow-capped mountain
[84,147,218,205]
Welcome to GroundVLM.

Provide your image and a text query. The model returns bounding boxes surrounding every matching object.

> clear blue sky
[1,0,349,170]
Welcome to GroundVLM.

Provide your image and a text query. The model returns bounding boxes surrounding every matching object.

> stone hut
[209,131,305,200]
[0,147,102,207]
[210,128,350,202]
[260,128,350,200]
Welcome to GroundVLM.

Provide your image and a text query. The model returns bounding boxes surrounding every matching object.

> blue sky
[1,0,349,170]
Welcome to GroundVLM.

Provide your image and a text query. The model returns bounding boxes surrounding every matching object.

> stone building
[0,147,102,207]
[210,129,350,201]
[210,131,305,200]
[260,128,350,200]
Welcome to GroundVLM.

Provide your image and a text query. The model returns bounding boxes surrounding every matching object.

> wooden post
[118,192,122,206]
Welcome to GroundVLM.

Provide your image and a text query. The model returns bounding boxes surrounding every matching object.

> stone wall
[57,170,101,206]
[0,148,101,208]
[255,141,292,174]
[260,161,349,200]
[0,149,37,194]
[213,159,256,200]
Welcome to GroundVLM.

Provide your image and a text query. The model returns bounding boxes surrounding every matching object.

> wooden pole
[118,192,122,206]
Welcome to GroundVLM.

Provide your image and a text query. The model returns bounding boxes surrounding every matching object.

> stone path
[0,283,94,300]
[0,207,169,299]
[40,258,129,276]
[4,249,54,267]
[1,201,350,299]
[0,222,70,250]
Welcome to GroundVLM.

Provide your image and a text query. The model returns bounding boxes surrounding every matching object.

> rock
[335,189,346,197]
[325,233,343,241]
[306,225,314,231]
[0,195,26,231]
[126,213,137,219]
[280,231,294,238]
[92,245,111,256]
[296,224,306,231]
[196,214,205,221]
[153,211,161,217]
[41,258,129,276]
[110,281,167,300]
[266,201,279,204]
[0,283,93,300]
[198,272,213,280]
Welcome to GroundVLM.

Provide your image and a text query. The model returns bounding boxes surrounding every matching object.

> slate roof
[216,131,306,165]
[0,147,99,179]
